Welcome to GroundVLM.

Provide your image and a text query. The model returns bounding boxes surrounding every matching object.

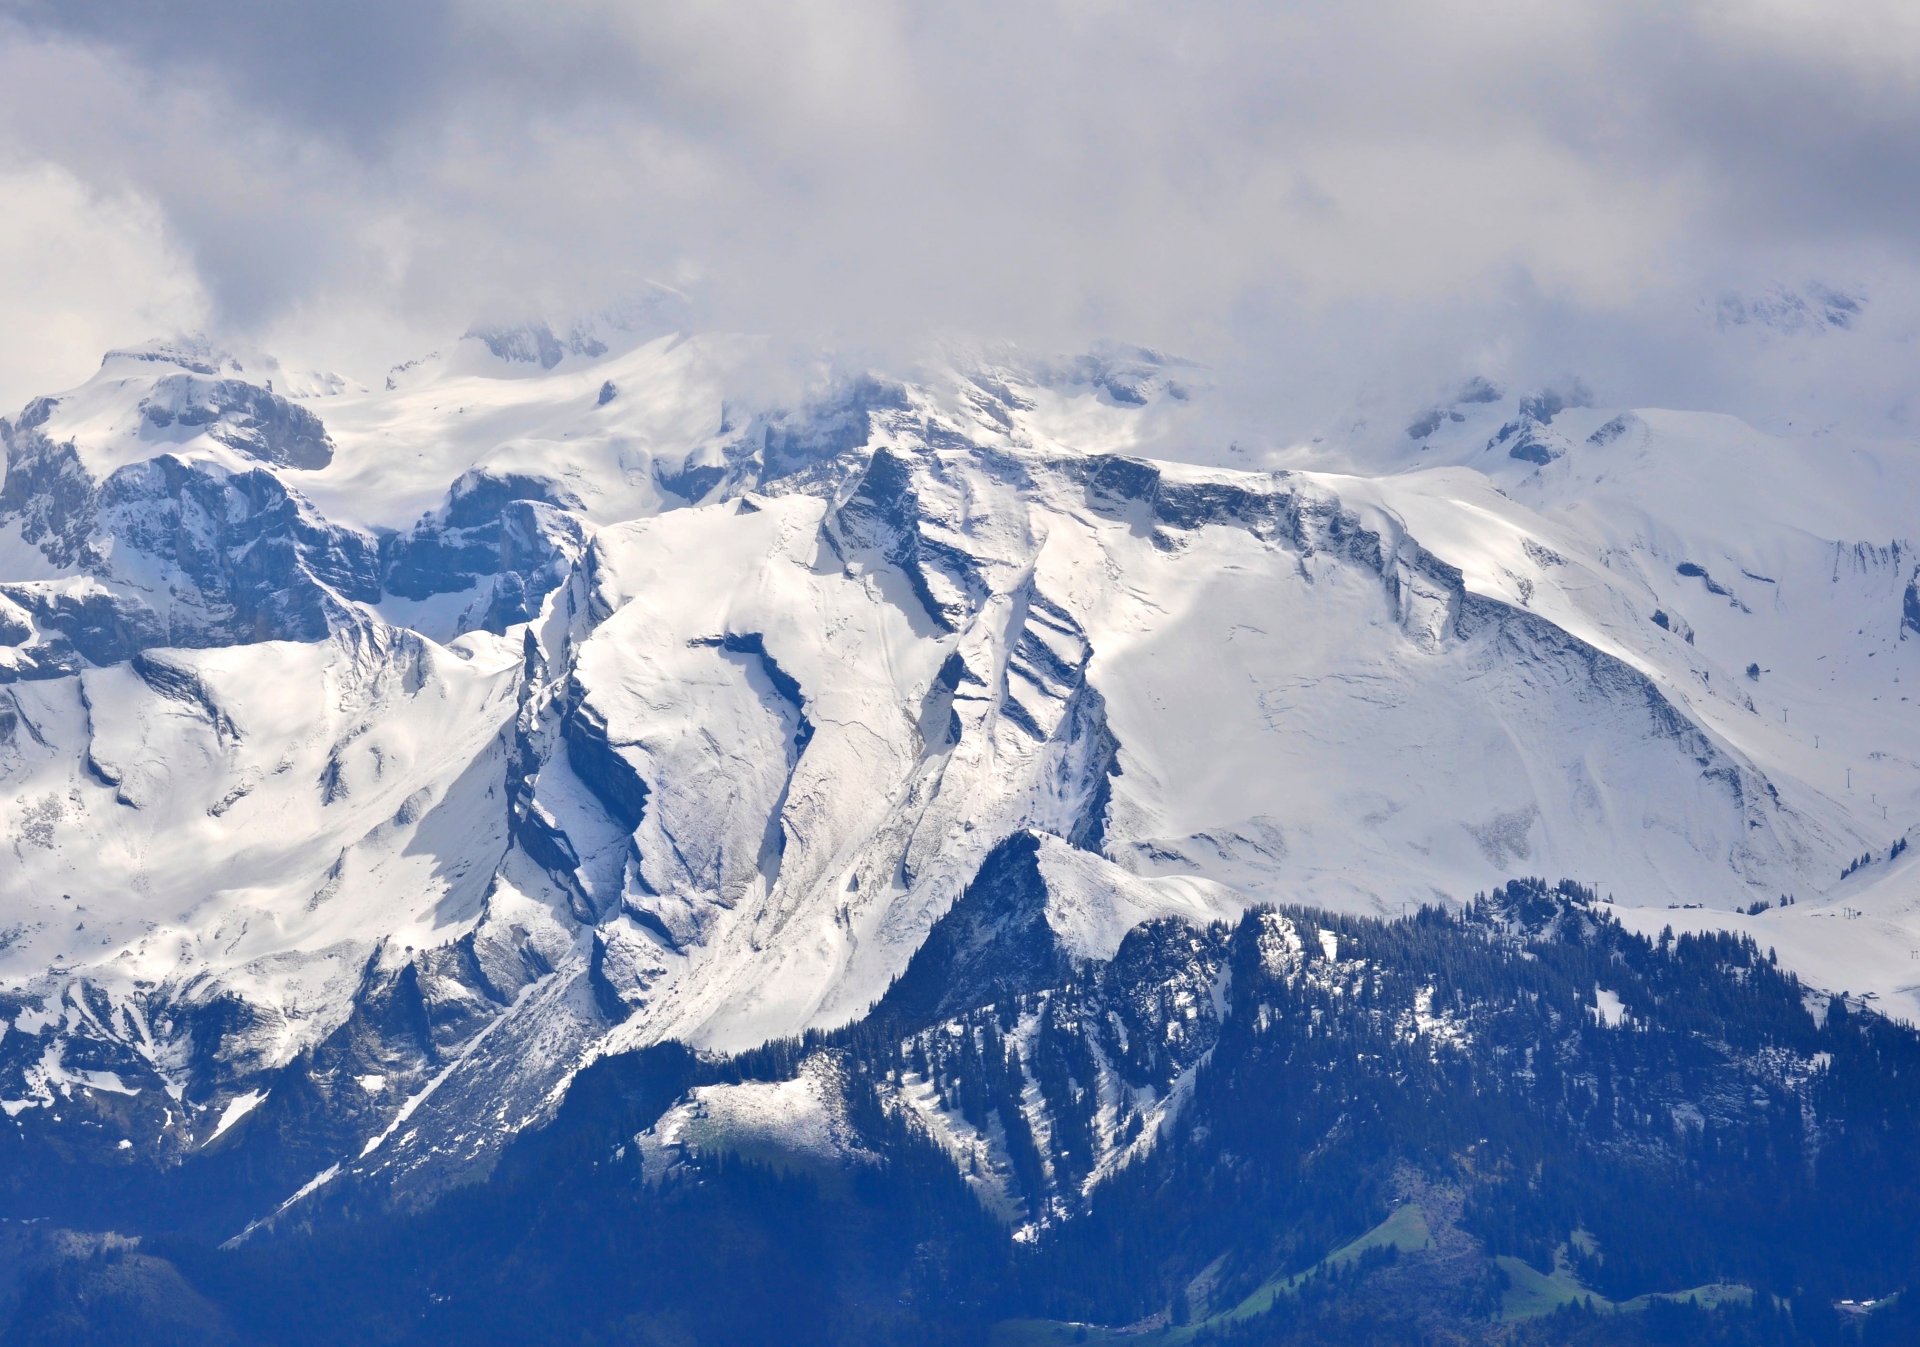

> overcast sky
[1,1,1916,432]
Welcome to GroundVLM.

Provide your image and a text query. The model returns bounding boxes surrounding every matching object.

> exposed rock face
[464,321,607,369]
[140,376,336,469]
[0,445,381,677]
[869,831,1075,1029]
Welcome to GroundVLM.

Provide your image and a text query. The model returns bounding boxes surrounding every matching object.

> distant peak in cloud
[1712,282,1867,335]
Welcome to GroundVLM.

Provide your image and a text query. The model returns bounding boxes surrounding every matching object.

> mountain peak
[98,334,249,380]
[457,285,695,375]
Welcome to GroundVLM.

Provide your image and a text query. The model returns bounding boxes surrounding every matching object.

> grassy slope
[994,1204,1756,1344]
[992,1202,1435,1346]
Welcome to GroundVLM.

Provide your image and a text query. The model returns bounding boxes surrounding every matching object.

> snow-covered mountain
[4,312,1920,1233]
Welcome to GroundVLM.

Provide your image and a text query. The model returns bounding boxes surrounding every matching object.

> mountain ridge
[2,322,1918,1250]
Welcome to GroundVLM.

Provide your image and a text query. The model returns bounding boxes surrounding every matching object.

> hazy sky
[1,1,1916,432]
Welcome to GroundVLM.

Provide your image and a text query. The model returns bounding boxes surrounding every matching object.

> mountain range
[4,299,1920,1342]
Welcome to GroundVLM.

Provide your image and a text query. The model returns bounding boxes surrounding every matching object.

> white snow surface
[7,325,1920,1199]
[204,1089,267,1145]
[637,1053,867,1176]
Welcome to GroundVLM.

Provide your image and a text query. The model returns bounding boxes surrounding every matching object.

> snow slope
[3,322,1920,1229]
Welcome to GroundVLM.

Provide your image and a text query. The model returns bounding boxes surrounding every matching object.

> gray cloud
[0,1,1915,433]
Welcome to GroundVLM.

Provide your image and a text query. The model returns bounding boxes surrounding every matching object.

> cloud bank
[1,1,1916,433]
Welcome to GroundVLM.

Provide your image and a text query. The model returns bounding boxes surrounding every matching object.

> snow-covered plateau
[3,311,1919,1229]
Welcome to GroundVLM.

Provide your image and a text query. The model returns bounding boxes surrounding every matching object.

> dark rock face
[381,470,586,632]
[0,437,591,675]
[1588,412,1637,445]
[829,446,986,633]
[0,453,384,678]
[0,370,386,676]
[0,419,598,675]
[0,429,97,567]
[561,688,651,835]
[140,376,336,470]
[1506,432,1559,465]
[1058,682,1120,850]
[0,587,156,675]
[1491,417,1564,465]
[442,471,581,530]
[1677,560,1744,607]
[653,456,726,503]
[996,584,1121,848]
[869,831,1075,1030]
[1080,452,1163,515]
[101,457,381,613]
[1076,454,1322,555]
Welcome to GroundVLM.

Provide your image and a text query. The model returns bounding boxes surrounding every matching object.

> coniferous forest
[9,878,1920,1345]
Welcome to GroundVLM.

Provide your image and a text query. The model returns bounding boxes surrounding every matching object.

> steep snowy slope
[1317,391,1920,1015]
[2,322,1918,1233]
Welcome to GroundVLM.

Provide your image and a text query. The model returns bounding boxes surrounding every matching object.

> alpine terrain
[5,298,1920,1344]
